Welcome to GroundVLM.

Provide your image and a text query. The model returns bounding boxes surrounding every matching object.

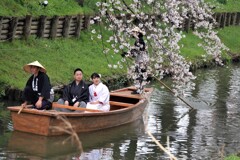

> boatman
[21,61,54,110]
[122,26,150,94]
[86,73,110,112]
[56,68,89,112]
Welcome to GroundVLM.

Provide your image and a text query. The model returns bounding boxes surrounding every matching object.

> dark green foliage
[217,0,227,4]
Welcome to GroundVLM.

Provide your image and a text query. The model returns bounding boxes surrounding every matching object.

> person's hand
[64,101,69,106]
[73,102,80,107]
[35,99,42,108]
[21,101,27,108]
[90,101,100,104]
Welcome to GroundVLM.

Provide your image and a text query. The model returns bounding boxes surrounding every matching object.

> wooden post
[226,12,231,26]
[184,17,191,33]
[212,12,217,22]
[215,13,222,28]
[83,15,90,29]
[220,13,226,28]
[50,16,59,39]
[8,17,19,41]
[231,12,237,26]
[23,15,32,40]
[236,12,240,26]
[37,15,47,38]
[75,14,82,38]
[0,16,3,39]
[62,15,72,38]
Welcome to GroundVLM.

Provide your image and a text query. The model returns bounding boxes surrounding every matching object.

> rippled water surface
[1,64,240,159]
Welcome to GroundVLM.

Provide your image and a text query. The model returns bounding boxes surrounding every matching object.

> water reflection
[5,119,144,159]
[1,64,240,159]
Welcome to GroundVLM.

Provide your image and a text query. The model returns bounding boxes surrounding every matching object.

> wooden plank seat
[109,101,134,108]
[110,92,142,99]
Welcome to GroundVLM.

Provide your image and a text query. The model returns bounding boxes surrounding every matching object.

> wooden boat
[8,87,152,136]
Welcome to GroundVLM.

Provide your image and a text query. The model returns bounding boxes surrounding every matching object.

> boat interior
[109,88,143,111]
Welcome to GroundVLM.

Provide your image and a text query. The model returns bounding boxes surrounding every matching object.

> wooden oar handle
[52,102,102,113]
[17,106,25,114]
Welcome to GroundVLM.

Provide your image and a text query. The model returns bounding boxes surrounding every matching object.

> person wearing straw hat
[121,26,150,94]
[86,73,110,112]
[21,61,54,110]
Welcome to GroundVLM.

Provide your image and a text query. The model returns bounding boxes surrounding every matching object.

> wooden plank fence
[184,12,240,32]
[0,12,239,41]
[0,14,90,41]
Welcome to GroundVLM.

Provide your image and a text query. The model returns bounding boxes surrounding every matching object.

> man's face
[74,71,83,81]
[30,66,39,75]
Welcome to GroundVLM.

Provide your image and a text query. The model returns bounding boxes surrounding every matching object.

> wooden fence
[0,12,239,41]
[184,12,240,32]
[0,14,91,41]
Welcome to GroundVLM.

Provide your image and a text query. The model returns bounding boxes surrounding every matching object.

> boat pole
[154,76,194,110]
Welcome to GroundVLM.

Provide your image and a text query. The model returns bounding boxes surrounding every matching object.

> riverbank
[0,26,239,100]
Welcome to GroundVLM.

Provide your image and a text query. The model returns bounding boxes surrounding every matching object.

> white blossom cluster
[90,0,227,95]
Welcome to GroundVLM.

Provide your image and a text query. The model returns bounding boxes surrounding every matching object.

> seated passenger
[86,73,110,112]
[56,68,89,112]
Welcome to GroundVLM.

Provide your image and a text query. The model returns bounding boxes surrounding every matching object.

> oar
[52,102,103,113]
[153,76,194,110]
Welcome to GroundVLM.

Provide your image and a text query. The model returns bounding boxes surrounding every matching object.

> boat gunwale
[7,100,146,117]
[7,87,152,117]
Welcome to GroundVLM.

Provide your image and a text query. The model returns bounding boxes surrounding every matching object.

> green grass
[179,26,240,63]
[0,26,239,91]
[225,155,240,160]
[0,0,95,16]
[180,33,205,61]
[0,30,125,90]
[218,26,240,54]
[210,0,240,12]
[0,0,239,17]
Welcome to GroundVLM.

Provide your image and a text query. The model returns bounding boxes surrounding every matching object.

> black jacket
[62,80,89,105]
[130,35,146,57]
[25,71,52,99]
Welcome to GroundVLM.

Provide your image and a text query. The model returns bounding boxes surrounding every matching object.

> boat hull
[8,87,151,136]
[10,100,147,136]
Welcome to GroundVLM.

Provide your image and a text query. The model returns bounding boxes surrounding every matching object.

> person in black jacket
[21,61,54,110]
[56,68,89,112]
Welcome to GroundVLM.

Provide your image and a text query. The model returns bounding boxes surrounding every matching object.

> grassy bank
[210,0,240,12]
[0,30,125,90]
[0,0,94,16]
[0,26,239,92]
[180,26,240,62]
[0,0,239,17]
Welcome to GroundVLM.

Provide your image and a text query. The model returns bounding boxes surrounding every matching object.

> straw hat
[131,27,143,34]
[23,61,46,73]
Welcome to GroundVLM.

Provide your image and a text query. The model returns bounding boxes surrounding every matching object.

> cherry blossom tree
[90,0,228,95]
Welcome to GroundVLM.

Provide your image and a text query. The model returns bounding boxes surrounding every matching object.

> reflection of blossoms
[90,0,227,95]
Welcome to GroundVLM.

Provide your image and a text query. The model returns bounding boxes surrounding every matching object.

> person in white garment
[86,73,110,111]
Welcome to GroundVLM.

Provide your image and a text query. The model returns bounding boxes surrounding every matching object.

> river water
[1,64,240,159]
